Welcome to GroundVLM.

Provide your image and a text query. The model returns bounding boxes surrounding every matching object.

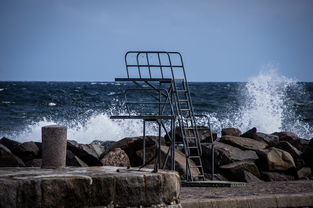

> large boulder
[100,148,130,167]
[66,150,88,167]
[252,132,279,146]
[0,137,20,151]
[100,136,160,167]
[165,126,217,144]
[261,171,295,181]
[272,131,308,151]
[219,161,260,182]
[257,147,296,171]
[220,135,267,151]
[201,142,258,173]
[0,144,25,167]
[275,141,301,161]
[90,140,116,152]
[240,127,257,138]
[221,128,241,137]
[12,141,39,162]
[67,140,102,166]
[243,170,263,183]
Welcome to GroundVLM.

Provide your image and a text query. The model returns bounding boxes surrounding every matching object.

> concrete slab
[0,167,181,208]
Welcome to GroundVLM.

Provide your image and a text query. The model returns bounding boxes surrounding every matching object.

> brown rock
[221,128,241,137]
[261,171,295,181]
[220,135,267,151]
[0,144,25,167]
[67,140,102,166]
[257,147,296,171]
[243,170,263,183]
[252,132,279,145]
[273,131,308,151]
[89,144,104,158]
[0,137,20,152]
[201,142,258,173]
[66,150,88,167]
[240,127,257,138]
[275,141,301,161]
[219,161,260,182]
[101,148,130,167]
[297,167,312,179]
[12,141,39,162]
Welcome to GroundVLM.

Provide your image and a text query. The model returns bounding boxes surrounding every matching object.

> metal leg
[143,120,146,166]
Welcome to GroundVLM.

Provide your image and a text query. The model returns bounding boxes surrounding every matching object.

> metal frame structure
[110,51,216,182]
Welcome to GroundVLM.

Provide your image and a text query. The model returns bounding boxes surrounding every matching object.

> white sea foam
[48,102,56,106]
[206,68,312,138]
[0,88,4,91]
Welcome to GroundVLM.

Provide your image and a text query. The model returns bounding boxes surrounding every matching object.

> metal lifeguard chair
[111,51,212,182]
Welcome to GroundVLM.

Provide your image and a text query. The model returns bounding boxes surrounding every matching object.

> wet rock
[90,140,116,152]
[25,159,42,167]
[12,141,39,162]
[89,144,105,158]
[253,132,279,145]
[275,141,301,161]
[0,137,20,152]
[243,170,263,183]
[257,147,296,171]
[273,131,308,151]
[100,148,130,167]
[165,126,217,144]
[240,127,257,138]
[221,128,241,137]
[0,144,25,167]
[201,142,258,173]
[220,135,267,151]
[66,150,88,167]
[100,136,160,167]
[297,167,312,179]
[67,140,102,166]
[219,161,260,182]
[261,171,295,181]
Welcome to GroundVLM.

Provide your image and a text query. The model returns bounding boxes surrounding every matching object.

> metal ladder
[171,78,205,181]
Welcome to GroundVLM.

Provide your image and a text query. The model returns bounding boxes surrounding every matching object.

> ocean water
[0,71,312,143]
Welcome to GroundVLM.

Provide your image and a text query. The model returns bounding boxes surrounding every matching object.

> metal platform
[182,181,246,188]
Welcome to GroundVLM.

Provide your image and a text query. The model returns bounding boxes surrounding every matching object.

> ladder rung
[190,166,203,168]
[175,90,187,92]
[182,117,192,120]
[188,146,198,149]
[184,127,194,130]
[189,156,201,159]
[185,136,196,138]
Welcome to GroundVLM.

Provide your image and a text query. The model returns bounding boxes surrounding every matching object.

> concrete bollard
[41,125,67,168]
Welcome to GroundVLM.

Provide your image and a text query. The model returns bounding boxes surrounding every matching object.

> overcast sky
[0,0,313,82]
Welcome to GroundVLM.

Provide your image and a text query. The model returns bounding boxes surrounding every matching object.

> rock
[25,159,42,167]
[219,161,260,182]
[165,126,217,144]
[243,170,263,183]
[252,132,279,145]
[90,140,116,151]
[12,141,39,162]
[66,150,88,167]
[100,148,130,167]
[34,142,42,157]
[160,145,200,179]
[201,142,258,173]
[257,147,296,171]
[273,131,308,151]
[240,127,257,138]
[205,173,229,181]
[275,141,301,161]
[0,137,20,152]
[220,135,267,151]
[301,145,313,167]
[221,128,241,137]
[100,136,160,167]
[67,140,102,166]
[297,167,312,179]
[89,144,105,158]
[261,171,295,181]
[0,144,25,167]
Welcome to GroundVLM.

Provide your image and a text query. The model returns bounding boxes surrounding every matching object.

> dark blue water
[0,75,312,143]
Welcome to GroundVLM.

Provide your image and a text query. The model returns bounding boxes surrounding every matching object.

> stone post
[41,125,67,168]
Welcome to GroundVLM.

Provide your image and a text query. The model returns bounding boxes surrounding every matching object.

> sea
[1,70,313,143]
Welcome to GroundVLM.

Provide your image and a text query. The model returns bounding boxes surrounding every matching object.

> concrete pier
[41,125,67,168]
[0,167,181,208]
